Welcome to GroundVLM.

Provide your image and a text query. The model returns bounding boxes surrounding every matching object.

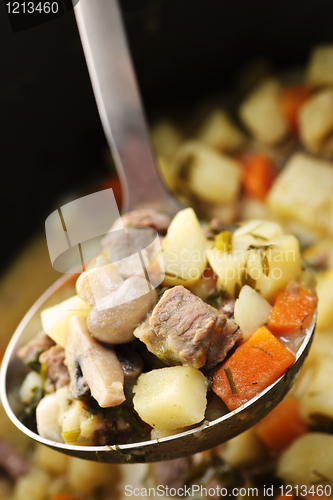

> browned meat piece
[151,457,192,489]
[39,345,70,390]
[134,286,240,369]
[115,345,144,386]
[110,209,171,234]
[17,331,55,367]
[0,439,29,480]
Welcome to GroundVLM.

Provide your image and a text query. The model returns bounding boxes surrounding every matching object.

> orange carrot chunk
[241,153,277,201]
[255,397,308,452]
[279,85,312,132]
[212,326,295,411]
[267,282,317,336]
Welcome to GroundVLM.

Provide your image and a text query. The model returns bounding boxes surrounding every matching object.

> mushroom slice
[65,316,125,408]
[87,276,158,344]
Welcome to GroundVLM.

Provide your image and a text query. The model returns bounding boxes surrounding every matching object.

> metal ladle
[0,0,316,464]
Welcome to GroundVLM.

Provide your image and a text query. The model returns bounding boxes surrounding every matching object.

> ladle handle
[74,0,180,215]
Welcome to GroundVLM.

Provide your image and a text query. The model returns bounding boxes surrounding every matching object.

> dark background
[1,0,333,275]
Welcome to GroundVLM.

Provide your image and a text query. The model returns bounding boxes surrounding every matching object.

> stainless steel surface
[74,0,180,216]
[0,273,316,463]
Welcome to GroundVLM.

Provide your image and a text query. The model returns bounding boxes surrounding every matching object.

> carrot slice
[279,85,312,132]
[240,153,277,201]
[212,326,295,411]
[255,397,308,452]
[267,283,317,336]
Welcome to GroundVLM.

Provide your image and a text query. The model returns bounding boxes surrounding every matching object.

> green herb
[261,253,270,276]
[26,360,42,373]
[224,367,237,394]
[251,346,273,357]
[206,287,225,308]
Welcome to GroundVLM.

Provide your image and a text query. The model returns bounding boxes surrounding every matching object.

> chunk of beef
[110,209,171,234]
[151,457,192,489]
[39,345,70,390]
[0,439,29,480]
[134,286,241,370]
[17,331,55,367]
[101,226,161,281]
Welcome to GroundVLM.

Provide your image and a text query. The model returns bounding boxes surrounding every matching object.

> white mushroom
[65,316,125,408]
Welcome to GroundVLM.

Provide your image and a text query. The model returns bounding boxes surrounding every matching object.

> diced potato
[151,120,183,160]
[267,153,333,234]
[221,427,266,467]
[316,269,333,331]
[33,444,68,475]
[246,234,302,301]
[299,88,333,152]
[239,79,289,145]
[277,433,333,486]
[62,400,99,445]
[300,356,333,420]
[174,142,242,204]
[306,45,333,87]
[207,247,246,297]
[13,468,50,500]
[234,285,272,340]
[36,386,71,443]
[158,156,178,191]
[67,456,120,494]
[208,229,301,301]
[41,295,91,347]
[232,219,284,254]
[197,110,246,152]
[161,208,209,286]
[133,366,208,431]
[36,393,64,443]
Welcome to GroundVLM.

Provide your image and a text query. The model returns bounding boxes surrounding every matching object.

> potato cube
[246,234,302,301]
[41,295,91,347]
[151,121,183,160]
[207,248,246,297]
[267,153,333,234]
[306,44,333,87]
[300,356,333,420]
[239,79,289,145]
[174,142,242,204]
[198,110,245,152]
[221,427,265,467]
[68,456,120,494]
[161,208,209,286]
[299,88,333,152]
[277,433,333,486]
[316,269,333,331]
[234,285,272,340]
[232,220,283,254]
[133,366,208,431]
